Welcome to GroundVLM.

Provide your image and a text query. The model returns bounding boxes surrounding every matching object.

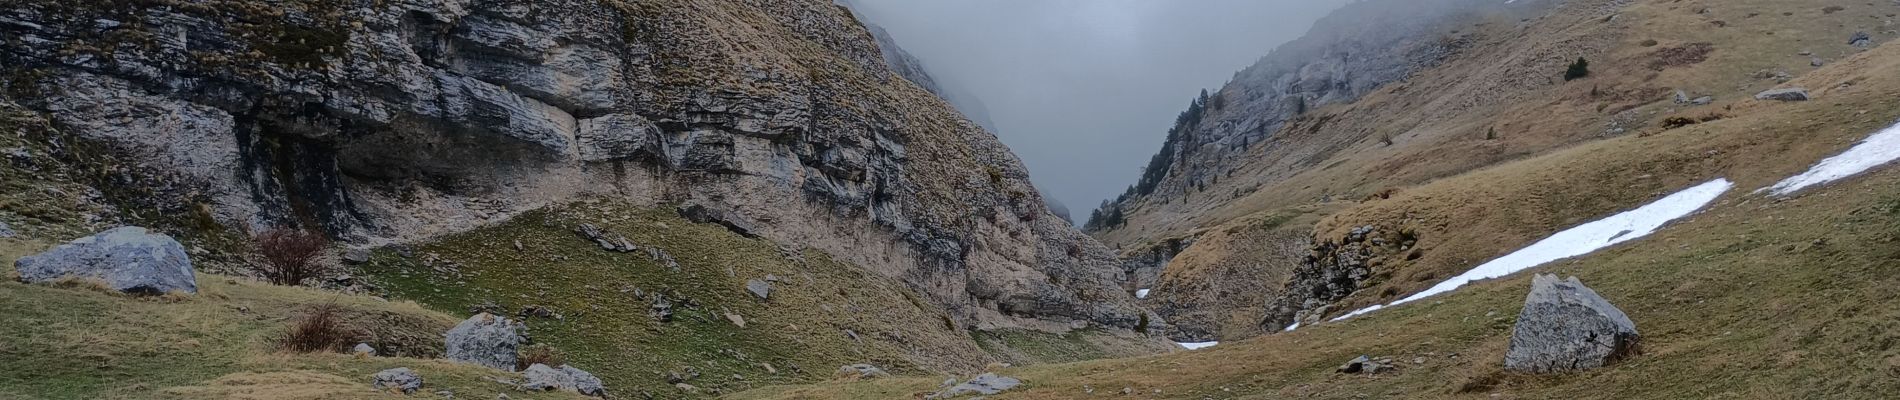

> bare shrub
[280,304,356,353]
[254,228,330,286]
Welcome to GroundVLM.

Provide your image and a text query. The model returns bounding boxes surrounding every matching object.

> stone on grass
[1754,88,1810,101]
[1335,355,1395,374]
[1503,274,1641,373]
[836,364,889,380]
[746,279,771,300]
[519,363,606,397]
[342,248,371,265]
[929,373,1022,398]
[13,227,196,295]
[445,313,526,371]
[372,367,423,394]
[353,343,377,356]
[0,221,14,238]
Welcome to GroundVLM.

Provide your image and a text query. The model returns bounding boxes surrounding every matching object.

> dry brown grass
[1100,0,1884,251]
[517,343,567,371]
[278,304,356,354]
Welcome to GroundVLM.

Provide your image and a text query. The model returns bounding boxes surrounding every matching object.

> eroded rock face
[445,313,526,371]
[0,0,1146,331]
[13,227,196,295]
[1503,274,1640,373]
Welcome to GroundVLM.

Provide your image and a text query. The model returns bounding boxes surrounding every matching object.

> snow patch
[1135,289,1151,299]
[1764,120,1900,195]
[1176,341,1218,350]
[1283,322,1300,332]
[1332,178,1733,322]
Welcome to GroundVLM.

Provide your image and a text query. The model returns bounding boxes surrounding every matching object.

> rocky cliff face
[0,0,1149,332]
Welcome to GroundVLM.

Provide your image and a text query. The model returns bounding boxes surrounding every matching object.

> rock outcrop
[0,0,1144,332]
[445,313,526,371]
[13,227,197,295]
[1503,274,1640,373]
[371,367,423,394]
[1755,88,1811,101]
[520,363,606,397]
[1261,226,1400,331]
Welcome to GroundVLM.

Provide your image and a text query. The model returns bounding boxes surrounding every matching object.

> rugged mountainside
[1090,0,1896,343]
[0,0,1156,335]
[745,0,1900,397]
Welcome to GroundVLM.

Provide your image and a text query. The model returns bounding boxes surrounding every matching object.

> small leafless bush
[255,228,330,286]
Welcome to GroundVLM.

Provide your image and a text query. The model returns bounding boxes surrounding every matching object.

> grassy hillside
[356,201,1167,397]
[1100,0,1892,249]
[0,272,590,400]
[730,31,1900,400]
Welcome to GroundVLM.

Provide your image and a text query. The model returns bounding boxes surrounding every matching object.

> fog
[847,0,1350,223]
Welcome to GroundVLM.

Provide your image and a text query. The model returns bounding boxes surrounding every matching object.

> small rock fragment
[372,367,423,394]
[745,279,771,300]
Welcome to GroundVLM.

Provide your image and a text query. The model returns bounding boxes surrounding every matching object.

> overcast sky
[848,0,1350,222]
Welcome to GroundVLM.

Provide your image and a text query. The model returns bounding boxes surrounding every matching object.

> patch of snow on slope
[1765,120,1900,195]
[1177,341,1218,350]
[1332,178,1734,322]
[1136,289,1151,299]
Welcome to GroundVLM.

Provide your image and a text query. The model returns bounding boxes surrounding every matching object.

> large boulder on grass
[520,363,606,397]
[13,227,196,295]
[445,313,526,371]
[1504,274,1641,373]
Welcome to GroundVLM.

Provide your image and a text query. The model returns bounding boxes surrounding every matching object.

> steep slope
[0,0,1153,336]
[737,30,1900,400]
[1094,0,1895,341]
[840,0,1004,134]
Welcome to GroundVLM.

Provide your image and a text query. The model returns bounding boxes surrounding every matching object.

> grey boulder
[0,221,14,238]
[520,363,606,397]
[13,227,197,295]
[1754,88,1810,102]
[445,313,526,371]
[1504,274,1641,373]
[371,367,423,394]
[746,279,771,300]
[929,373,1022,398]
